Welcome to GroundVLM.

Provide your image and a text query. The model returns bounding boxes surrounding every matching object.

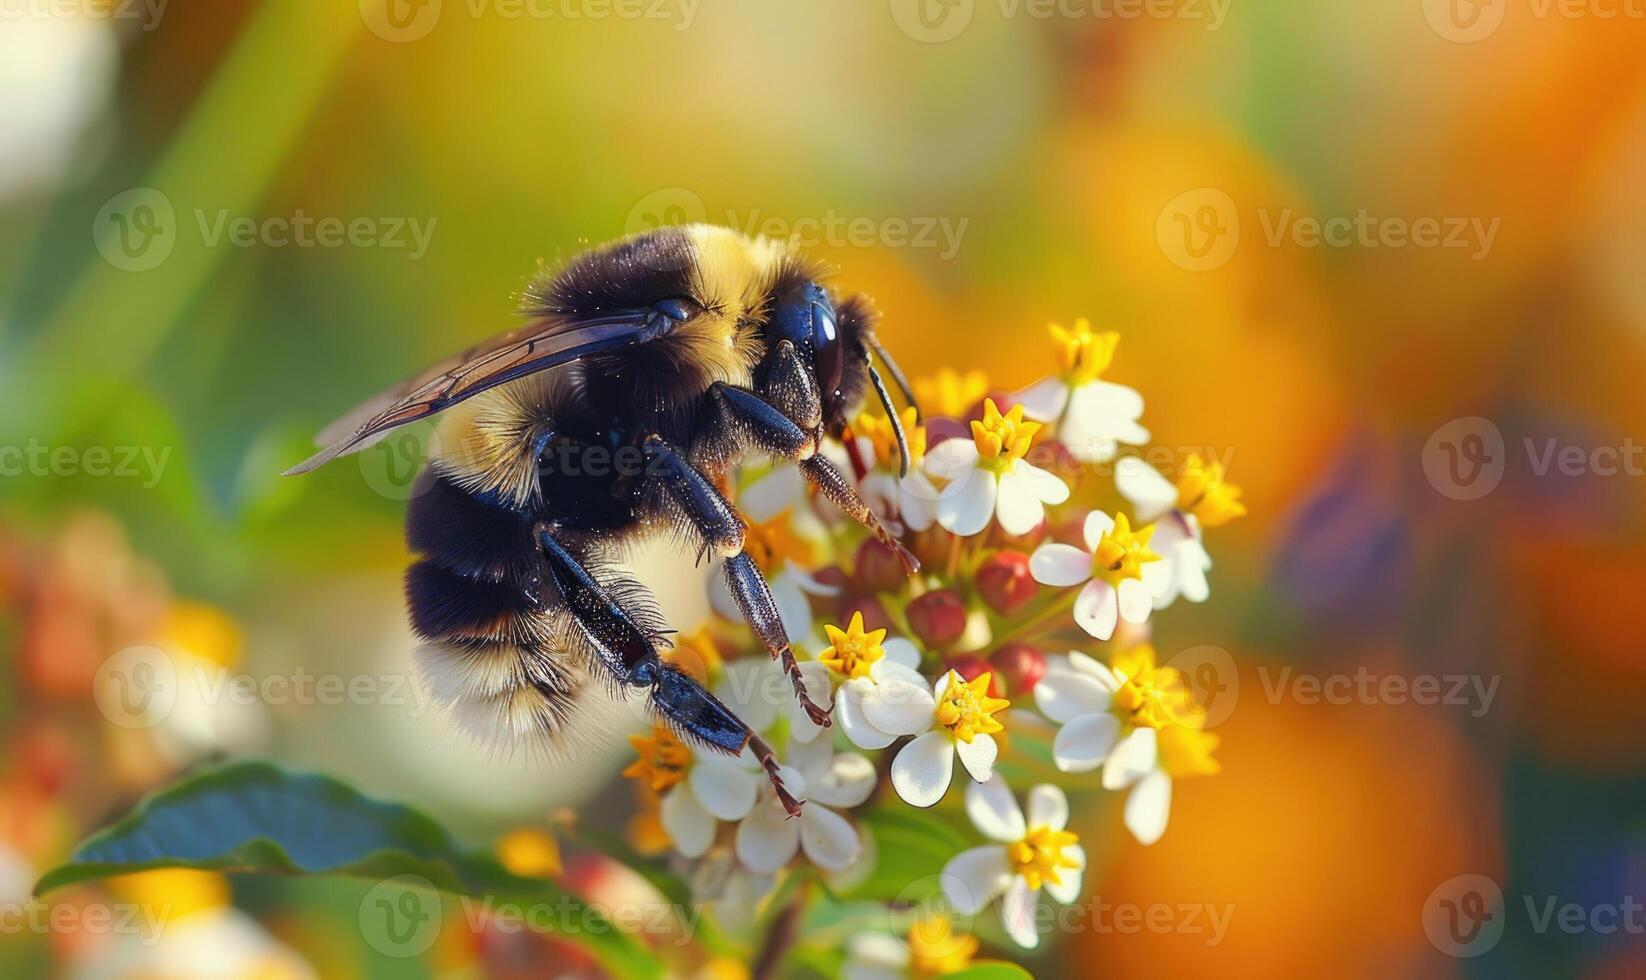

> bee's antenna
[866,336,920,423]
[862,347,911,478]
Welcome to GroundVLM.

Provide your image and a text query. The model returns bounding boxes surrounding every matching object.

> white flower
[1035,648,1220,846]
[1015,320,1148,463]
[941,776,1085,949]
[625,726,761,859]
[1116,455,1245,608]
[708,463,838,643]
[838,410,938,536]
[735,736,874,874]
[888,670,1010,808]
[1027,511,1161,640]
[0,16,118,199]
[689,849,775,932]
[917,399,1068,538]
[817,614,932,751]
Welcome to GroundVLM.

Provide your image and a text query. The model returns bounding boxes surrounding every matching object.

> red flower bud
[808,567,849,617]
[907,589,967,649]
[989,642,1047,697]
[945,654,1006,698]
[976,550,1038,616]
[853,539,906,593]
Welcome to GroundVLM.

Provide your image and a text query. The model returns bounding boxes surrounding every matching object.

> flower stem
[752,880,811,980]
[991,586,1080,647]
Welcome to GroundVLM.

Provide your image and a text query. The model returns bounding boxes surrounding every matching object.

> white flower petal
[1029,543,1093,588]
[715,660,777,733]
[935,466,997,538]
[771,574,814,644]
[1015,460,1070,505]
[1065,651,1120,688]
[871,659,928,687]
[1034,670,1113,724]
[660,787,716,858]
[799,804,861,871]
[1014,376,1070,421]
[995,464,1048,537]
[1178,539,1212,604]
[846,933,911,974]
[1000,876,1041,949]
[862,678,937,737]
[1052,712,1120,773]
[808,752,877,809]
[1082,510,1116,551]
[742,464,806,520]
[1117,577,1153,625]
[941,845,1011,915]
[923,437,981,481]
[1072,579,1119,640]
[1124,770,1172,845]
[898,472,938,531]
[837,680,896,750]
[736,801,801,873]
[689,758,758,821]
[1025,784,1070,831]
[881,637,923,670]
[1044,845,1085,904]
[955,733,998,784]
[1114,456,1178,523]
[1103,726,1158,790]
[890,730,956,808]
[965,773,1027,842]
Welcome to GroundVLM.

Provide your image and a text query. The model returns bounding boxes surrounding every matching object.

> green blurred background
[3,0,1645,975]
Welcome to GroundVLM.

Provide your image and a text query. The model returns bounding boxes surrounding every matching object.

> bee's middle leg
[641,435,832,728]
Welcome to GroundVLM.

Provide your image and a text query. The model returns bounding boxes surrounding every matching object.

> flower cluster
[622,320,1245,966]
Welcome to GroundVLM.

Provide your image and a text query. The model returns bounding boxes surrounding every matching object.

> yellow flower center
[1175,454,1247,528]
[819,611,887,680]
[622,724,692,793]
[915,368,989,418]
[1050,318,1120,387]
[934,670,1009,743]
[1008,825,1082,892]
[906,914,979,976]
[850,407,928,470]
[1159,725,1222,779]
[969,398,1040,471]
[1091,512,1162,585]
[743,508,812,576]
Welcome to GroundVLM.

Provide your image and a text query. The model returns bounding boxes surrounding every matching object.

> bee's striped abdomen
[405,469,591,747]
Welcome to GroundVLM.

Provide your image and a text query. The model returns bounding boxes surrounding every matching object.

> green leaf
[34,760,663,978]
[845,804,973,902]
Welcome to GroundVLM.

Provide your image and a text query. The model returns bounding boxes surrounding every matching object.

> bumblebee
[288,225,919,815]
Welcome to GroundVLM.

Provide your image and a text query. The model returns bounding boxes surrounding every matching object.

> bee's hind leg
[534,524,804,815]
[640,436,833,729]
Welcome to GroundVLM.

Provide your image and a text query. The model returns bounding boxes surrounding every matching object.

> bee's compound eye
[811,297,843,397]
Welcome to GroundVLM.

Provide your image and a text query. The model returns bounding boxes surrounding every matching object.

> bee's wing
[285,309,673,475]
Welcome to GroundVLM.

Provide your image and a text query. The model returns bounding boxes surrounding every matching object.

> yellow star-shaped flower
[819,611,888,680]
